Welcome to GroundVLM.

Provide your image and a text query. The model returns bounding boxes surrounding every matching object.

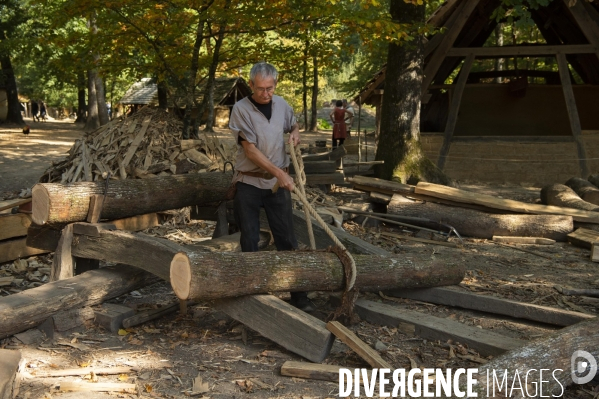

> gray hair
[249,62,278,84]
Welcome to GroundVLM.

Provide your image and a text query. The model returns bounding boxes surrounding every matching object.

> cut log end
[32,184,50,225]
[170,252,191,300]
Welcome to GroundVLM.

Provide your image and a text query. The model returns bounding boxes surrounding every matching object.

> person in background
[228,62,314,312]
[342,99,355,138]
[39,101,47,122]
[330,100,352,148]
[31,100,39,122]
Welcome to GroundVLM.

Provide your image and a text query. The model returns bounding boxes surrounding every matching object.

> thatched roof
[119,78,158,105]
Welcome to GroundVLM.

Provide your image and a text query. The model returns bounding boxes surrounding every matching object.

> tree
[0,0,26,125]
[374,0,449,184]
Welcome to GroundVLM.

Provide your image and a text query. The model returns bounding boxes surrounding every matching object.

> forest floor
[0,117,598,399]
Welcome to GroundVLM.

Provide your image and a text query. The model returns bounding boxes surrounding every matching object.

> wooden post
[211,202,229,239]
[50,224,74,282]
[421,0,481,94]
[556,53,589,177]
[437,53,475,170]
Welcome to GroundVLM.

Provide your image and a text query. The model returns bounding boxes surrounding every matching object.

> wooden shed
[355,0,599,184]
[120,77,251,128]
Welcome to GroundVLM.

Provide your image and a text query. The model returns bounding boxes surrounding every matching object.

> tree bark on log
[0,266,158,340]
[32,171,233,225]
[388,195,573,241]
[469,317,599,398]
[169,250,466,301]
[71,230,186,281]
[566,176,599,205]
[541,184,599,212]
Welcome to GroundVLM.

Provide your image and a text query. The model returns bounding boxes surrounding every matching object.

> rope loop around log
[289,143,358,323]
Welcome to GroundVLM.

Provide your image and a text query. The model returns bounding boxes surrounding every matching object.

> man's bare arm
[288,123,300,146]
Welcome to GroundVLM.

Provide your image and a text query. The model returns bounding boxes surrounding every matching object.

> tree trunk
[309,55,318,131]
[540,184,599,212]
[388,195,573,241]
[374,0,449,185]
[170,249,466,301]
[32,171,233,225]
[0,265,158,340]
[302,40,309,132]
[71,229,186,281]
[84,69,100,131]
[469,317,599,398]
[565,177,599,205]
[182,16,206,139]
[495,24,503,83]
[95,69,109,125]
[0,30,24,125]
[75,70,87,123]
[203,4,228,132]
[157,79,168,109]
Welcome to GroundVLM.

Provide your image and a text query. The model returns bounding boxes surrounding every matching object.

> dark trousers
[234,182,298,252]
[332,138,345,148]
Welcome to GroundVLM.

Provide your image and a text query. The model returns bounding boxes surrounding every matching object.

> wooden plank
[447,44,598,57]
[34,367,133,378]
[421,0,481,92]
[380,231,457,247]
[352,298,525,357]
[281,361,372,383]
[557,52,589,177]
[437,53,475,170]
[122,302,180,328]
[85,194,105,223]
[567,227,599,249]
[0,198,31,213]
[0,237,48,264]
[387,286,594,327]
[326,321,393,369]
[348,175,415,195]
[121,115,152,168]
[591,242,599,262]
[215,295,334,363]
[0,213,32,241]
[492,236,556,245]
[414,182,599,223]
[72,222,116,237]
[58,382,136,393]
[0,349,21,399]
[51,224,74,282]
[300,171,345,185]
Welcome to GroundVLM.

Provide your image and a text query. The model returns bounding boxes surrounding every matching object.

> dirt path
[0,118,84,198]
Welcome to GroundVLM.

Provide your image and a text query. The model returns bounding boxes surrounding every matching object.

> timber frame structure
[355,0,599,177]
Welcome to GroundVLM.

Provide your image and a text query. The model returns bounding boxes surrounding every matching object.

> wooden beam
[0,237,48,264]
[422,0,481,93]
[326,321,393,369]
[0,349,21,399]
[437,53,475,170]
[50,224,74,282]
[415,181,599,223]
[280,361,371,383]
[387,286,594,327]
[351,298,525,357]
[564,0,599,61]
[557,52,589,177]
[447,44,598,57]
[215,295,334,363]
[0,198,31,213]
[567,227,599,249]
[0,213,32,241]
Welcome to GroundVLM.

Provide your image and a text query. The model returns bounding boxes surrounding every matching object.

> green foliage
[317,118,331,130]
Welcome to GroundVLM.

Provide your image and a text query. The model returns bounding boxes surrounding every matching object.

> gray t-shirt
[229,95,297,190]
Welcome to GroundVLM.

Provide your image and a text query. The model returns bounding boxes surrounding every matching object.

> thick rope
[289,144,316,250]
[289,145,357,291]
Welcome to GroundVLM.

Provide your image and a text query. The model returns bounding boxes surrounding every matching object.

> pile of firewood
[39,107,237,184]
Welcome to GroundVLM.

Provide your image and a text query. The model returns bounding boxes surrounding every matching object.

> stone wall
[421,133,599,185]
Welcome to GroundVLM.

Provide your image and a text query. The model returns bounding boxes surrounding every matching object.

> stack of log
[345,175,599,243]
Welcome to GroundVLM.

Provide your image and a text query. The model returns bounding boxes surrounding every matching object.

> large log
[566,176,599,205]
[169,249,466,301]
[540,183,599,212]
[0,265,158,340]
[470,317,599,397]
[388,195,573,241]
[32,171,233,225]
